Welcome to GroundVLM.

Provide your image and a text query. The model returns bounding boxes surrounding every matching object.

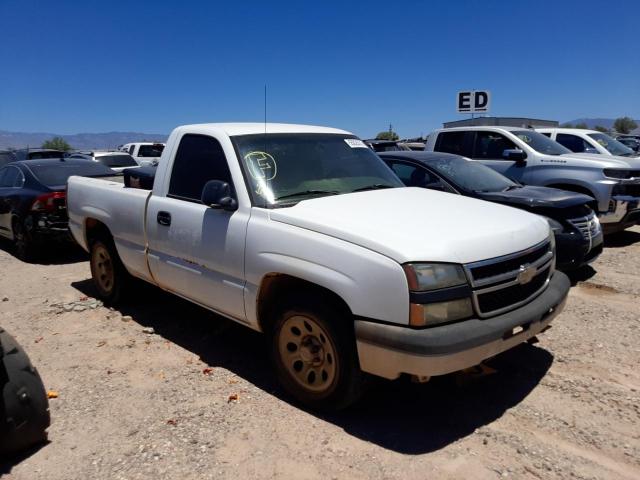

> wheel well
[546,184,598,209]
[84,218,112,246]
[256,274,352,333]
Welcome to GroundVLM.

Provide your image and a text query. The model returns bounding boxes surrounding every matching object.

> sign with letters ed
[457,90,491,114]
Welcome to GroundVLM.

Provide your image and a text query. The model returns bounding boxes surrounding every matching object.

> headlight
[403,263,467,291]
[545,217,564,234]
[404,263,472,327]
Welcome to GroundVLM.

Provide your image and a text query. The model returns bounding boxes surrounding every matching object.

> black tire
[0,326,50,456]
[89,237,130,305]
[12,218,36,263]
[269,293,365,410]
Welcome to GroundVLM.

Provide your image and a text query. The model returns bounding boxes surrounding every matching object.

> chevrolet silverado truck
[426,126,640,233]
[67,123,570,409]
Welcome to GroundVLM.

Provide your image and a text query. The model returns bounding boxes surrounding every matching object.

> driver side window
[472,131,517,160]
[556,134,592,153]
[168,134,233,203]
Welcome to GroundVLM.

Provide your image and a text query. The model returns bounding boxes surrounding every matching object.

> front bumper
[598,195,640,230]
[555,230,603,270]
[354,271,570,380]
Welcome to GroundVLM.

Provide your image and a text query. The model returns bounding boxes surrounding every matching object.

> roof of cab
[536,127,600,135]
[176,123,352,136]
[436,126,527,132]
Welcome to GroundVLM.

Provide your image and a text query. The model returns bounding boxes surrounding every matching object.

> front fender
[243,212,410,330]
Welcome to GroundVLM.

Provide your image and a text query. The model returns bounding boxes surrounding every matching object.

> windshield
[512,130,571,155]
[138,144,164,157]
[429,157,516,192]
[232,133,404,207]
[29,163,116,187]
[587,133,635,156]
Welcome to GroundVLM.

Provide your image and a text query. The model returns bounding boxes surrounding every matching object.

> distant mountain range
[2,118,639,150]
[0,130,168,150]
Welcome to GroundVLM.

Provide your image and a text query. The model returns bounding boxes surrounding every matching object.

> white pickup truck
[68,123,570,409]
[120,142,165,167]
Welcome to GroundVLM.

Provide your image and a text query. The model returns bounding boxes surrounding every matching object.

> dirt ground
[1,228,639,480]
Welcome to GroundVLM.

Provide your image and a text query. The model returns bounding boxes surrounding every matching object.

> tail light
[31,192,66,212]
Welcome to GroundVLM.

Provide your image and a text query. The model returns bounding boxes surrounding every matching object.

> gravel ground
[1,229,639,480]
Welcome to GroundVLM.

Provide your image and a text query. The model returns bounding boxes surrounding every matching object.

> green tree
[594,125,610,133]
[42,137,72,151]
[561,123,574,128]
[574,122,589,129]
[375,131,399,141]
[613,117,638,134]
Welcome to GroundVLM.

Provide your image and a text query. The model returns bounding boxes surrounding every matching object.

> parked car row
[1,120,638,410]
[424,126,640,233]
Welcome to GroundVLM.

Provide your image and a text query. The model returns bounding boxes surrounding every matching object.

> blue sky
[0,0,638,138]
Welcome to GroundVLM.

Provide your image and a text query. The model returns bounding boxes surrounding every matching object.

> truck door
[145,133,249,322]
[469,131,527,183]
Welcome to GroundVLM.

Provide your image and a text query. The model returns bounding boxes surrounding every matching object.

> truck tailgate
[67,176,154,282]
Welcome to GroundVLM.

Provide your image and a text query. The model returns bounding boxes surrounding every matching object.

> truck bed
[67,176,154,282]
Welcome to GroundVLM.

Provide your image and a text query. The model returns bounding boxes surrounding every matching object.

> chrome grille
[568,212,600,251]
[464,239,554,318]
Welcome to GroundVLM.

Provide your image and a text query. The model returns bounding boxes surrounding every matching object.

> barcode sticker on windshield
[344,139,368,149]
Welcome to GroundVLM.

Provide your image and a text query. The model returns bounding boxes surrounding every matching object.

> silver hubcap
[278,315,337,393]
[92,245,114,294]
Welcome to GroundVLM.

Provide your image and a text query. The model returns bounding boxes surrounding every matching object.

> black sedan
[380,151,603,271]
[0,158,117,261]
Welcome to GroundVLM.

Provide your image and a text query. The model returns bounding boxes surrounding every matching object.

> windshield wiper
[275,190,340,201]
[352,184,396,192]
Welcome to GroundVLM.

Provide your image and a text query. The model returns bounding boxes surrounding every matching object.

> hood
[560,152,640,169]
[477,186,593,209]
[269,188,550,265]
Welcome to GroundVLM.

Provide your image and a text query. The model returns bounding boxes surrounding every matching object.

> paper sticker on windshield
[245,151,277,181]
[344,139,368,149]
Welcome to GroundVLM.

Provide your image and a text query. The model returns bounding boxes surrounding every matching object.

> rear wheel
[89,238,129,304]
[270,294,365,410]
[12,218,36,262]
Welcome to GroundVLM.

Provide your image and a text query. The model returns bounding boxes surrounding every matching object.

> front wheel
[89,239,129,304]
[270,295,365,410]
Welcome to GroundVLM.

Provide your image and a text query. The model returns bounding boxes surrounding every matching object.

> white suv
[537,128,639,158]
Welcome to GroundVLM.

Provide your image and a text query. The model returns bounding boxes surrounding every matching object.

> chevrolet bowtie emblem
[517,264,536,285]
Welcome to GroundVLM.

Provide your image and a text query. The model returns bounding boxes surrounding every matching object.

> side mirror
[201,180,238,211]
[503,149,527,163]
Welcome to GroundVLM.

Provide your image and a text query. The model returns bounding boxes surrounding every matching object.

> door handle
[157,211,171,226]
